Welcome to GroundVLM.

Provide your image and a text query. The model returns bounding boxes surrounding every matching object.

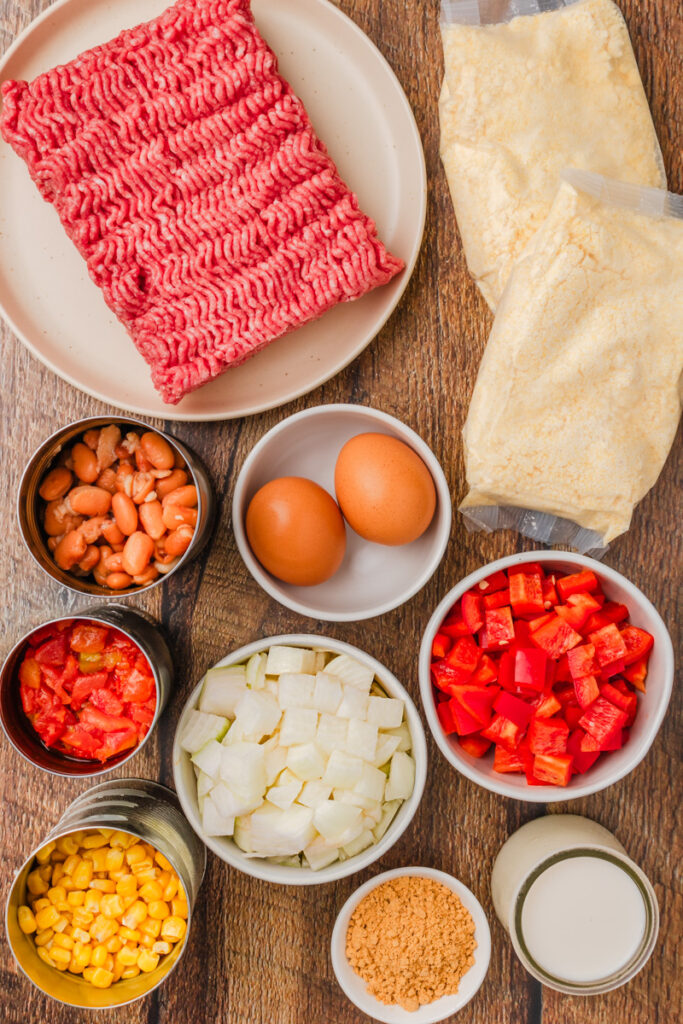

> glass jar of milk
[491,814,659,995]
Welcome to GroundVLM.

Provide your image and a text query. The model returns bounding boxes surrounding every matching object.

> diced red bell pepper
[511,619,533,649]
[458,735,492,758]
[531,616,582,659]
[483,588,511,610]
[567,644,598,680]
[534,691,563,718]
[445,636,480,678]
[509,571,544,617]
[436,699,459,735]
[497,651,516,691]
[528,716,569,756]
[578,697,628,748]
[582,602,629,635]
[573,674,600,710]
[580,730,601,752]
[600,682,638,725]
[567,729,601,773]
[589,624,628,667]
[476,569,508,594]
[481,714,523,752]
[470,654,498,685]
[513,649,547,691]
[599,728,624,752]
[564,704,584,730]
[532,753,573,787]
[484,607,515,648]
[448,684,500,726]
[599,658,625,680]
[441,606,471,638]
[508,562,544,577]
[461,592,484,634]
[555,592,602,631]
[437,697,483,736]
[556,570,599,601]
[554,654,572,682]
[624,658,648,693]
[528,612,555,633]
[493,691,534,730]
[35,636,69,666]
[493,745,526,773]
[619,626,654,666]
[541,575,559,609]
[431,632,452,660]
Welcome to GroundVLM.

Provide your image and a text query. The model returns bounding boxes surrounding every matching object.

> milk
[520,855,647,983]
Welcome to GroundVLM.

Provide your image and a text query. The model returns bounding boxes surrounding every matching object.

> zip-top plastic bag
[460,170,683,555]
[439,0,666,310]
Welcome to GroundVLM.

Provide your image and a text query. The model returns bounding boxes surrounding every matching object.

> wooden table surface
[0,0,680,1022]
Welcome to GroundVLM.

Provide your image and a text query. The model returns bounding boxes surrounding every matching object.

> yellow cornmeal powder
[461,172,683,546]
[439,0,666,310]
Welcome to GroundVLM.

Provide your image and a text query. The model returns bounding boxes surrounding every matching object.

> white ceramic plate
[331,866,491,1023]
[0,0,425,420]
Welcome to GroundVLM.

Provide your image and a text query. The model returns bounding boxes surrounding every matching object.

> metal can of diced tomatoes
[0,605,173,778]
[6,779,206,1009]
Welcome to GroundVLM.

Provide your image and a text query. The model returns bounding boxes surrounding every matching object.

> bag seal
[440,0,582,27]
[562,168,683,221]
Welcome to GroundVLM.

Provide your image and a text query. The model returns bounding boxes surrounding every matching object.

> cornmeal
[461,172,683,546]
[439,0,666,309]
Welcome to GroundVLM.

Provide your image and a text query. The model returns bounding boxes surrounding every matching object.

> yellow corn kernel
[89,967,114,989]
[90,916,118,944]
[35,905,60,931]
[160,917,187,944]
[84,890,101,913]
[115,875,138,899]
[81,833,108,850]
[100,894,124,919]
[35,841,56,865]
[125,844,146,866]
[48,945,72,967]
[105,936,123,955]
[53,933,75,951]
[56,835,80,856]
[152,941,173,956]
[17,906,37,934]
[72,927,91,944]
[142,843,157,859]
[27,870,49,897]
[38,864,53,882]
[47,885,67,906]
[137,949,160,973]
[171,898,188,920]
[154,850,173,872]
[37,946,55,968]
[130,857,153,874]
[53,915,70,934]
[139,917,161,939]
[115,945,139,967]
[140,934,155,948]
[139,881,163,903]
[61,854,80,877]
[162,876,179,902]
[34,928,54,948]
[90,943,108,968]
[121,966,141,980]
[118,927,141,944]
[32,897,50,912]
[121,901,147,929]
[133,866,158,885]
[49,852,67,865]
[90,879,115,893]
[71,859,94,890]
[86,849,108,873]
[110,831,136,850]
[68,941,92,974]
[104,954,115,972]
[112,962,125,982]
[51,863,65,885]
[99,829,115,839]
[72,907,95,928]
[105,848,125,872]
[147,901,169,921]
[67,890,85,907]
[120,895,139,913]
[61,877,77,893]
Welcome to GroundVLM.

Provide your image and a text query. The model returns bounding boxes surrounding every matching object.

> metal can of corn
[6,779,206,1009]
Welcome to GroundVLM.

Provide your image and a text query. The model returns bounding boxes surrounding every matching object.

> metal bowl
[0,605,173,777]
[6,779,206,1009]
[18,416,215,598]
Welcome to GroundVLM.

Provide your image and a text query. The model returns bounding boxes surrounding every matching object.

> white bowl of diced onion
[172,636,427,884]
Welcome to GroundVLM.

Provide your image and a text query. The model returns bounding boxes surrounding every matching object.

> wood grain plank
[0,1,680,1022]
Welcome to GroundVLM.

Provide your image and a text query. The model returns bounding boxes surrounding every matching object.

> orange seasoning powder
[345,876,477,1011]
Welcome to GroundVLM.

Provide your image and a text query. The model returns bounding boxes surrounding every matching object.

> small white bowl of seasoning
[331,866,491,1023]
[232,404,451,621]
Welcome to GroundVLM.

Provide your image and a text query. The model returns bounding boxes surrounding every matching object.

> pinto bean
[138,501,166,540]
[111,492,138,536]
[161,485,197,509]
[135,448,153,472]
[101,518,126,546]
[162,505,198,531]
[43,500,83,537]
[78,545,100,573]
[132,565,160,586]
[155,470,188,499]
[132,472,155,504]
[96,424,121,472]
[68,486,112,517]
[104,552,125,573]
[71,443,99,483]
[77,516,106,545]
[53,530,87,571]
[164,525,194,558]
[140,432,175,471]
[106,572,134,590]
[96,468,118,494]
[39,468,73,502]
[122,532,155,576]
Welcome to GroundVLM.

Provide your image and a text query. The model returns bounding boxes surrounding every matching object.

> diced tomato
[127,703,155,727]
[509,572,544,617]
[493,745,526,773]
[567,729,601,773]
[117,670,155,705]
[60,726,102,759]
[624,658,648,693]
[461,592,484,634]
[481,713,522,752]
[89,688,124,717]
[531,616,582,659]
[431,633,452,660]
[567,644,597,680]
[573,674,600,710]
[483,588,511,610]
[493,691,534,730]
[470,655,498,685]
[589,624,628,667]
[78,707,139,734]
[476,570,508,594]
[528,716,569,756]
[484,607,515,648]
[513,649,547,691]
[532,753,573,786]
[70,624,108,653]
[94,726,139,762]
[18,657,41,689]
[458,736,492,758]
[556,570,599,602]
[70,672,109,710]
[35,635,69,666]
[619,626,654,666]
[578,697,629,748]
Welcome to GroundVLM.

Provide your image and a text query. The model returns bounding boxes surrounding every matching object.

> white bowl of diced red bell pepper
[418,552,674,801]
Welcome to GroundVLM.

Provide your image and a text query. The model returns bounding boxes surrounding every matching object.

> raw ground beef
[0,0,404,404]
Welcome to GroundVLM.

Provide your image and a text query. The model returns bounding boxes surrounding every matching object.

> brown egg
[245,477,347,586]
[334,433,437,546]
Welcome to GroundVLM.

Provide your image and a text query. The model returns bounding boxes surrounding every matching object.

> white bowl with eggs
[232,404,451,621]
[172,635,427,885]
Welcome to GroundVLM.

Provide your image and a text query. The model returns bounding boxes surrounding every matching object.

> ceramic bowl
[172,634,427,884]
[232,404,451,621]
[331,865,491,1022]
[419,552,674,802]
